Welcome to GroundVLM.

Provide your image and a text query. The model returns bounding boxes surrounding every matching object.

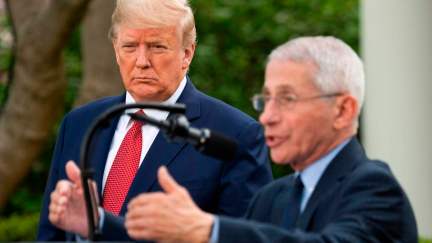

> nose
[136,46,150,69]
[259,100,280,126]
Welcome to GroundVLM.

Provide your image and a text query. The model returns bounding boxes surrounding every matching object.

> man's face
[113,25,195,102]
[259,60,339,171]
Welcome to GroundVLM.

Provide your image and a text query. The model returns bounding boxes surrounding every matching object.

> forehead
[264,60,318,94]
[116,25,181,42]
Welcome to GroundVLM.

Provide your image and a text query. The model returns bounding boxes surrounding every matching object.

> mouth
[265,135,286,148]
[132,77,158,83]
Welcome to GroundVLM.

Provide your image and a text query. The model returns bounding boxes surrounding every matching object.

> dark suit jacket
[219,138,418,243]
[37,79,272,241]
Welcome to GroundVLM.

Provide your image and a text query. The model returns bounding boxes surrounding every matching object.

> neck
[291,134,353,172]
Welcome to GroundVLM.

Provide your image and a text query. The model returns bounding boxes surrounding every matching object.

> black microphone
[80,102,186,240]
[128,113,238,161]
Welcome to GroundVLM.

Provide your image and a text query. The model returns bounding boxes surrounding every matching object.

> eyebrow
[147,40,167,45]
[262,84,295,94]
[119,39,138,45]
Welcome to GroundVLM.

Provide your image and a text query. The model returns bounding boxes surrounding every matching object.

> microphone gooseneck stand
[79,102,186,241]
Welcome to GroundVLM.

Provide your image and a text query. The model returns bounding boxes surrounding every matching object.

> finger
[49,194,67,225]
[54,180,73,198]
[128,192,165,209]
[157,166,181,194]
[126,203,154,221]
[49,196,59,218]
[65,160,82,186]
[125,210,146,228]
[49,209,60,225]
[127,227,152,241]
[126,216,155,240]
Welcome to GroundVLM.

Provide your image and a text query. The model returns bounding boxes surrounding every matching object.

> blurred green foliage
[0,7,11,103]
[0,0,360,240]
[189,0,359,177]
[0,213,39,241]
[190,0,359,116]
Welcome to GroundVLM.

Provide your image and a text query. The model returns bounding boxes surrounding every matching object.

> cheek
[295,114,333,151]
[117,56,135,74]
[281,116,315,154]
[154,57,183,82]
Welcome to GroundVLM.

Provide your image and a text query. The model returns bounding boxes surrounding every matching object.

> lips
[132,77,158,82]
[265,134,286,148]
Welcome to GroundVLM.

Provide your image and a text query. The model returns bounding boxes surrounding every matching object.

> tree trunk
[74,0,122,107]
[0,0,92,209]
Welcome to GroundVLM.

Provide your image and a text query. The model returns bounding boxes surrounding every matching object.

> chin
[132,90,165,101]
[270,151,291,165]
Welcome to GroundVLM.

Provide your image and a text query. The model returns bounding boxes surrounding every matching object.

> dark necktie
[102,111,144,215]
[281,175,304,229]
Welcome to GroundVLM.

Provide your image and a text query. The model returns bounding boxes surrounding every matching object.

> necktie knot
[132,109,145,125]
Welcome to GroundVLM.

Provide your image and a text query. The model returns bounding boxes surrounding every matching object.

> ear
[182,43,196,69]
[333,94,358,130]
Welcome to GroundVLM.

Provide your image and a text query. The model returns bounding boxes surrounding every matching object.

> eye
[150,44,168,51]
[121,44,137,52]
[262,95,271,103]
[279,94,297,104]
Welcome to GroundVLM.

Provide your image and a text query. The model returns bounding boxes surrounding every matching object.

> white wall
[361,0,432,237]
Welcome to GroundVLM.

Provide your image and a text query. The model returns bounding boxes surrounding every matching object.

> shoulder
[198,90,256,124]
[193,89,260,137]
[333,140,399,190]
[348,159,396,186]
[57,95,123,138]
[332,158,417,241]
[64,95,124,123]
[67,95,124,118]
[339,158,406,203]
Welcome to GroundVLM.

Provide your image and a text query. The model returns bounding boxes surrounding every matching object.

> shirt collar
[122,76,187,129]
[298,138,351,194]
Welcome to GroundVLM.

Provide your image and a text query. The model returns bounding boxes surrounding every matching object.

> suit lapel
[296,138,366,230]
[120,78,201,214]
[87,95,125,196]
[271,176,296,225]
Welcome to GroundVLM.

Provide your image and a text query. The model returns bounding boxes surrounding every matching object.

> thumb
[158,166,181,194]
[65,160,82,186]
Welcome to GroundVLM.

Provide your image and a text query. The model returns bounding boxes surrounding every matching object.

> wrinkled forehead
[113,25,183,46]
[114,22,181,37]
[263,60,319,94]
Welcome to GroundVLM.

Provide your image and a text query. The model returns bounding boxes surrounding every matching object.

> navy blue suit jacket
[218,139,418,242]
[37,80,272,241]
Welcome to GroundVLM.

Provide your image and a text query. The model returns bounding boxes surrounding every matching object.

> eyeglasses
[251,92,342,112]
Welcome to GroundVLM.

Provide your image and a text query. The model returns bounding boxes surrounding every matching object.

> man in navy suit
[37,0,272,240]
[124,36,418,242]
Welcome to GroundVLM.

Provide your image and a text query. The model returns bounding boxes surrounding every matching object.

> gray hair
[109,0,196,47]
[268,36,365,112]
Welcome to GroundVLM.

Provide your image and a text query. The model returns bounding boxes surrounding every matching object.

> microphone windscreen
[201,131,238,161]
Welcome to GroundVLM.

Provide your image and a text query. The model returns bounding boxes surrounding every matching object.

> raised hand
[125,166,215,243]
[48,160,92,238]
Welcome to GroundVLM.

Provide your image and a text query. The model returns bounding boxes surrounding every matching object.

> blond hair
[109,0,196,47]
